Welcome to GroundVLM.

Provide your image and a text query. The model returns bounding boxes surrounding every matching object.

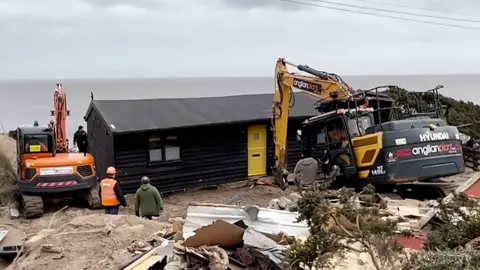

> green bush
[384,87,480,137]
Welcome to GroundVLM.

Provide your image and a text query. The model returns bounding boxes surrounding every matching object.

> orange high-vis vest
[100,178,120,206]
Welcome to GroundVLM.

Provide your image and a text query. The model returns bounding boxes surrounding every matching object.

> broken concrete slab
[289,193,302,204]
[9,207,19,219]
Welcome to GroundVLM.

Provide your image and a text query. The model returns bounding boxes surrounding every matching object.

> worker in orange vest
[99,166,127,214]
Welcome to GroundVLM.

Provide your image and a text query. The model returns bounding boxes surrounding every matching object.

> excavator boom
[52,83,70,153]
[272,58,354,186]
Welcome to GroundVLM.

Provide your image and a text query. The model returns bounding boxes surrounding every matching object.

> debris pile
[5,171,480,270]
[162,202,308,269]
[267,192,302,211]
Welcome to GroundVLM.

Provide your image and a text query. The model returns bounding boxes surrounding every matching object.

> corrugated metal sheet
[183,205,310,239]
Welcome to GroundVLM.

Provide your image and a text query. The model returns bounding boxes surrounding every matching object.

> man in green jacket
[134,176,163,220]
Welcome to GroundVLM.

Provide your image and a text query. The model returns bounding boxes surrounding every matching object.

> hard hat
[141,176,150,184]
[106,166,116,174]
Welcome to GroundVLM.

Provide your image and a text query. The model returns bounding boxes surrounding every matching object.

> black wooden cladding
[111,119,307,194]
[113,124,248,194]
[266,121,304,174]
[86,107,114,180]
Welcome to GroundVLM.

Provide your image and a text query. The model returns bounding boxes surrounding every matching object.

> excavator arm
[272,58,354,187]
[51,83,70,153]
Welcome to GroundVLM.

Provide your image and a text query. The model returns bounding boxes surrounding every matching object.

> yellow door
[248,124,267,176]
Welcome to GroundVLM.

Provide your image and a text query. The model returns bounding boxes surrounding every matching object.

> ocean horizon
[1,74,479,139]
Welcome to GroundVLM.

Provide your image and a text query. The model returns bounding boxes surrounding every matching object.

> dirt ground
[0,134,478,269]
[0,135,295,269]
[8,214,174,270]
[0,182,293,270]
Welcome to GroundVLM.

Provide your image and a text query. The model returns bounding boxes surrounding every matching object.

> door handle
[252,154,260,157]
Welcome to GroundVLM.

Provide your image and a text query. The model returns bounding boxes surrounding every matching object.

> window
[326,117,348,149]
[347,115,373,137]
[316,128,327,145]
[148,135,181,163]
[24,134,53,153]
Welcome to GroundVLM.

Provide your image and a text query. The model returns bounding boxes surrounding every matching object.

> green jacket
[134,184,163,216]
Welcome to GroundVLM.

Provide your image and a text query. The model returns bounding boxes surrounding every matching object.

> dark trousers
[105,206,119,215]
[78,143,87,154]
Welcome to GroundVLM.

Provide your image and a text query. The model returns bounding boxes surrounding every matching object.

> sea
[0,74,479,140]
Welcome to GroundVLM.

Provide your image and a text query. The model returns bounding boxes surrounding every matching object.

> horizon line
[1,73,480,82]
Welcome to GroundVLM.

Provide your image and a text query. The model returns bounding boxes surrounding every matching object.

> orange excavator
[13,84,101,218]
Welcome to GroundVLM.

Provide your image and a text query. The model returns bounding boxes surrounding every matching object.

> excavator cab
[17,128,54,155]
[301,108,375,181]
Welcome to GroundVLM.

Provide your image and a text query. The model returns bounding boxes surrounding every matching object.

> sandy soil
[158,183,292,220]
[0,183,292,270]
[0,134,478,269]
[0,135,16,168]
[0,135,17,205]
[7,214,173,270]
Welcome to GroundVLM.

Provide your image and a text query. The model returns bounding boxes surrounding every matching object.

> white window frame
[148,135,181,163]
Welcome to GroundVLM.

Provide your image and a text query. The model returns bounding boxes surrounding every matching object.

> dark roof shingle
[87,92,319,134]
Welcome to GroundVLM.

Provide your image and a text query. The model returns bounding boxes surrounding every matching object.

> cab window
[347,115,373,137]
[316,127,327,145]
[326,117,348,149]
[24,135,52,153]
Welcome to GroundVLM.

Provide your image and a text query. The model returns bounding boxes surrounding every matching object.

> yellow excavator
[272,58,465,196]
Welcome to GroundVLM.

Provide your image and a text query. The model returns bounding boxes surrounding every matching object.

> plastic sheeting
[183,205,309,239]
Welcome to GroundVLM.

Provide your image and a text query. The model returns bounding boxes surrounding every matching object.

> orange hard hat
[106,166,116,174]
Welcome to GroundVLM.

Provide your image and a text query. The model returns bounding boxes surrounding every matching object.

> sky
[0,0,479,79]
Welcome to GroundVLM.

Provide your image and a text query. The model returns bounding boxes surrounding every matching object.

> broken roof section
[84,92,319,134]
[182,204,309,240]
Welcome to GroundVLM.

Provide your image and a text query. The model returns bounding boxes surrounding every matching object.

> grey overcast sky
[0,0,479,79]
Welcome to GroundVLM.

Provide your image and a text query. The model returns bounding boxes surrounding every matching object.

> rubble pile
[160,202,307,270]
[266,190,433,232]
[3,201,308,270]
[4,171,480,270]
[266,192,302,211]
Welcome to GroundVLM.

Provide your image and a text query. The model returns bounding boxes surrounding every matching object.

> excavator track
[86,185,102,209]
[21,194,44,219]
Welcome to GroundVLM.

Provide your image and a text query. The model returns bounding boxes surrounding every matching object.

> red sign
[396,148,412,158]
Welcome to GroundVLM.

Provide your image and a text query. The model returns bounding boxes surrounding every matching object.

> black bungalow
[83,93,318,194]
